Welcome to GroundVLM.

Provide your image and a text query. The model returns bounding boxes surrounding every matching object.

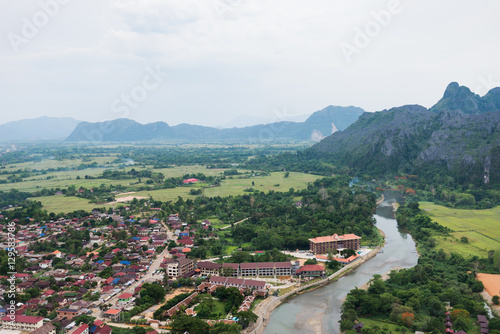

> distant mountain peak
[431,82,500,114]
[65,105,365,143]
[0,116,80,142]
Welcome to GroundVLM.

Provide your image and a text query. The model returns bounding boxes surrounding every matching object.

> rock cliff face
[310,83,500,185]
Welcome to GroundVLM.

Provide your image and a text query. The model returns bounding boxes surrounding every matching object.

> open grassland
[0,164,228,193]
[2,156,118,171]
[115,188,195,202]
[204,172,319,197]
[116,172,318,203]
[34,195,112,213]
[5,156,319,213]
[358,317,401,332]
[152,166,227,178]
[0,173,134,192]
[420,202,500,258]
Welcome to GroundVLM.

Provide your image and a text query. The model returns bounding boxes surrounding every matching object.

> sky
[0,0,499,127]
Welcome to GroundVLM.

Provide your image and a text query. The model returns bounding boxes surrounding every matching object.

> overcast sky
[0,0,499,127]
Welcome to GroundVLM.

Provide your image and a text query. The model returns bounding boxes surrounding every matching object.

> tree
[73,314,96,326]
[220,265,234,277]
[450,309,469,322]
[341,249,357,258]
[493,295,499,305]
[170,315,210,334]
[211,322,241,333]
[401,312,414,327]
[304,258,317,265]
[235,311,258,329]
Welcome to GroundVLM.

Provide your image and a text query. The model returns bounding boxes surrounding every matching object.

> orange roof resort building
[309,233,361,255]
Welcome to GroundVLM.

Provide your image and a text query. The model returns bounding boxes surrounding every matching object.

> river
[263,191,419,334]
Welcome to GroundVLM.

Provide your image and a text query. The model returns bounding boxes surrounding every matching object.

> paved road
[220,217,249,230]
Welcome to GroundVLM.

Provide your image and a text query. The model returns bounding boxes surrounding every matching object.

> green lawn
[9,159,319,214]
[194,295,227,319]
[34,195,112,213]
[358,317,402,332]
[115,188,195,202]
[204,172,319,197]
[152,166,227,178]
[420,202,500,257]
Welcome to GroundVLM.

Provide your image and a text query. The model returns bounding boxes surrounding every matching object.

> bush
[493,295,500,305]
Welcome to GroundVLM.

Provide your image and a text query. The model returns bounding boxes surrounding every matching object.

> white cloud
[0,0,499,126]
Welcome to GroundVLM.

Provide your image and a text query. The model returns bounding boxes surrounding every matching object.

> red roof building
[309,233,361,254]
[69,323,89,334]
[296,265,326,277]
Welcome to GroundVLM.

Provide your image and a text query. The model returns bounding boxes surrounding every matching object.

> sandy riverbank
[376,194,385,205]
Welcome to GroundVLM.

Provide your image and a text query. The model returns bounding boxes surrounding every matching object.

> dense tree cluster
[340,202,490,334]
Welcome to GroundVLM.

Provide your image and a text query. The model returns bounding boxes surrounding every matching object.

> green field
[4,156,319,214]
[194,294,227,319]
[116,172,318,203]
[358,317,401,332]
[204,172,319,197]
[34,195,113,213]
[420,202,500,258]
[115,188,195,202]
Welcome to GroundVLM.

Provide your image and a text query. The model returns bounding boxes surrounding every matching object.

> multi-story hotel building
[309,233,361,254]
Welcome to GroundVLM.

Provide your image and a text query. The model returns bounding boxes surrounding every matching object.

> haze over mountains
[310,82,500,186]
[65,106,364,143]
[0,117,80,141]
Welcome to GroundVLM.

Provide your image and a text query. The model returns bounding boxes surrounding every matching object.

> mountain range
[65,105,365,143]
[310,82,500,186]
[0,116,80,141]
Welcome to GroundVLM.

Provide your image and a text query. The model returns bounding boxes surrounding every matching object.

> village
[0,196,370,334]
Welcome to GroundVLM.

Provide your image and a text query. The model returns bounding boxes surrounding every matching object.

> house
[353,323,365,333]
[51,250,62,258]
[167,258,196,278]
[118,292,133,303]
[182,178,198,184]
[196,262,222,276]
[57,308,80,319]
[1,315,44,331]
[275,262,292,276]
[68,323,89,334]
[240,263,258,277]
[309,233,361,254]
[222,263,239,277]
[30,322,56,334]
[478,315,488,334]
[207,276,267,291]
[296,265,326,277]
[257,262,274,276]
[104,308,121,322]
[39,260,52,269]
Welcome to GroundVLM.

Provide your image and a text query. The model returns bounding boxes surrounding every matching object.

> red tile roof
[1,315,44,323]
[69,323,89,334]
[118,292,133,299]
[296,265,325,273]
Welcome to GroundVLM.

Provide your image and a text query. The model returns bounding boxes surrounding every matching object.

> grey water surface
[263,191,419,334]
